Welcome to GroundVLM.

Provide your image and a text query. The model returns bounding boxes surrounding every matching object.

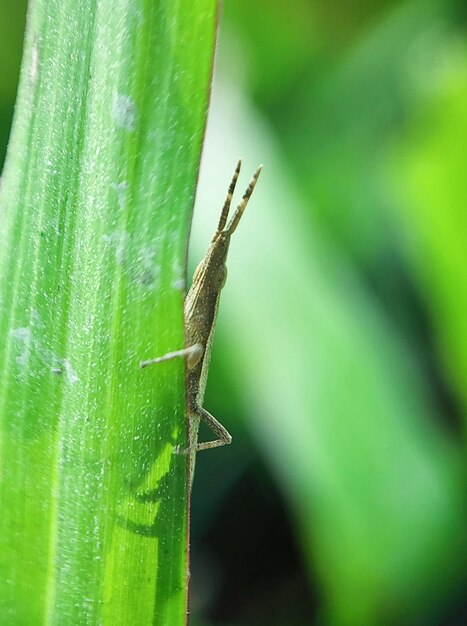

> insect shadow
[115,449,183,538]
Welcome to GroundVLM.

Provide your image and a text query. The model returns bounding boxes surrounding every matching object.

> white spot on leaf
[134,244,160,289]
[113,94,137,131]
[10,325,79,384]
[172,278,185,291]
[30,40,39,90]
[110,181,128,211]
[102,230,131,265]
[10,327,32,367]
[63,359,79,385]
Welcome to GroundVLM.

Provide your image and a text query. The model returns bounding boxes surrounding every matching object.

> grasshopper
[140,160,262,482]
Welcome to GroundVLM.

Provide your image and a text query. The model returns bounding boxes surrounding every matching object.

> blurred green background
[1,1,466,625]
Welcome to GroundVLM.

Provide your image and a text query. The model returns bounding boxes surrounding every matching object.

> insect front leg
[140,343,203,369]
[175,406,232,454]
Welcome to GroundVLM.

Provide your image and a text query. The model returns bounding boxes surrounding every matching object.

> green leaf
[0,0,217,623]
[195,74,466,626]
[391,55,467,425]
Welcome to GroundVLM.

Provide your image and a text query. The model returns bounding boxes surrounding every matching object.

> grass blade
[0,0,217,623]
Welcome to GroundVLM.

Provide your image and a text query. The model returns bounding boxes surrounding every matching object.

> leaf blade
[0,0,217,623]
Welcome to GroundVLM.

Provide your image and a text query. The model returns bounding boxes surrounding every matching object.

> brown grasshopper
[140,161,262,481]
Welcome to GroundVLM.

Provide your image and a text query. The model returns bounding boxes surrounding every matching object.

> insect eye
[214,265,227,290]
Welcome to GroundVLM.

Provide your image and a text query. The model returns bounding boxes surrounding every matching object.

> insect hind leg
[175,406,232,454]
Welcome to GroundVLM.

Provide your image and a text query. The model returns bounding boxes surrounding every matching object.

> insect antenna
[226,164,263,235]
[216,159,242,233]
